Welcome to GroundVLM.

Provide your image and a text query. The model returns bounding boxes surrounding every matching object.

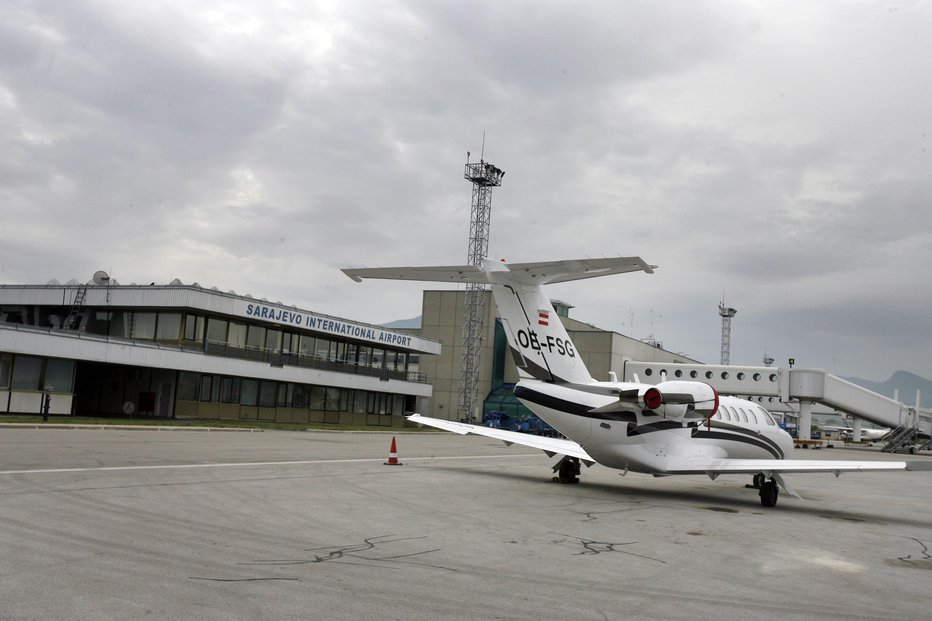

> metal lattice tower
[460,155,504,422]
[719,301,737,365]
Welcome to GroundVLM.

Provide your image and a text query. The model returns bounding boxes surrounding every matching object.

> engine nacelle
[640,381,718,423]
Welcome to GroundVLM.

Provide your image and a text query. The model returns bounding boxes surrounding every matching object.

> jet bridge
[622,362,932,445]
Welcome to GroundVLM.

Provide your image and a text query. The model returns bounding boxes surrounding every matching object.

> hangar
[0,276,439,427]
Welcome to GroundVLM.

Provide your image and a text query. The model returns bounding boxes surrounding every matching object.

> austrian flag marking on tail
[538,310,550,326]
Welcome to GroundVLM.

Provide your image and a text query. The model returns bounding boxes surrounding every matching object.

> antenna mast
[719,300,737,365]
[460,147,504,423]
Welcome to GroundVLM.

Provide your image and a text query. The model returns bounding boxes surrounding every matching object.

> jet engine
[642,381,719,423]
[582,380,719,427]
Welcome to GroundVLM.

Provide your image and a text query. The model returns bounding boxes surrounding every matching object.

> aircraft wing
[663,457,932,499]
[663,458,931,476]
[407,414,595,463]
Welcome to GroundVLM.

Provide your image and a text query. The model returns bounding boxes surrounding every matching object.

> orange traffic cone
[384,436,403,466]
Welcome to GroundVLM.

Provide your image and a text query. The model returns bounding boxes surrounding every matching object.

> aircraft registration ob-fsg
[344,257,931,507]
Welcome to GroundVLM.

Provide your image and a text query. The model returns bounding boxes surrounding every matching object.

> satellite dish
[92,270,110,285]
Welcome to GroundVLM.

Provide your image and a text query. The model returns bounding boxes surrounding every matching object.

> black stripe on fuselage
[516,385,687,427]
[514,384,595,416]
[515,384,784,459]
[692,428,785,459]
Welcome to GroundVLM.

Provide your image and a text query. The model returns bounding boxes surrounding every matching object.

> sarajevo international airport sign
[232,300,439,354]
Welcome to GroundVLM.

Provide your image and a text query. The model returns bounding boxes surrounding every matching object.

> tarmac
[1,426,931,620]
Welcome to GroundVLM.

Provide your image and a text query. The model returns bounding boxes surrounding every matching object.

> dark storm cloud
[1,0,930,380]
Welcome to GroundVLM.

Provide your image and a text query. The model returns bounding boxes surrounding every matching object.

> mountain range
[845,370,932,409]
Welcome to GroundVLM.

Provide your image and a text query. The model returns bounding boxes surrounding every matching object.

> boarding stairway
[881,424,920,453]
[623,362,932,449]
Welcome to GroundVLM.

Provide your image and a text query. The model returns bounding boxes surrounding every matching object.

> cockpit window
[757,406,777,425]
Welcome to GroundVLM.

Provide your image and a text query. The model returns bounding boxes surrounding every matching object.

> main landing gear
[751,473,779,507]
[552,456,581,484]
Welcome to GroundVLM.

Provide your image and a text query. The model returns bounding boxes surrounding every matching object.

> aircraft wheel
[557,457,580,484]
[752,473,765,489]
[759,480,779,507]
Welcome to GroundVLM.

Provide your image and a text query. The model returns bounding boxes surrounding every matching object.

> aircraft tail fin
[342,257,655,384]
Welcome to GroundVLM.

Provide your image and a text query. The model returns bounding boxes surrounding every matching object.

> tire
[759,480,778,507]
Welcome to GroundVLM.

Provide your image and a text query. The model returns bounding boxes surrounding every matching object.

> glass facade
[172,370,409,419]
[2,355,74,393]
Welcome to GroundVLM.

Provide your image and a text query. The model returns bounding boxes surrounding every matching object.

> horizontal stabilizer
[343,256,654,286]
[343,265,485,284]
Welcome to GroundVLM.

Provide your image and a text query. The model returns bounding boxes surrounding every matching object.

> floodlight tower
[719,301,737,365]
[460,152,504,423]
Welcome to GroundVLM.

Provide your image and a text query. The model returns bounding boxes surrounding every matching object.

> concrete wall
[419,290,497,421]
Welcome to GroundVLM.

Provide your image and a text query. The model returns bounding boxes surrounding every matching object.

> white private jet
[817,423,890,442]
[343,256,931,507]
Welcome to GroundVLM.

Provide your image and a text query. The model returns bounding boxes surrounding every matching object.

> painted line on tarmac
[0,453,541,476]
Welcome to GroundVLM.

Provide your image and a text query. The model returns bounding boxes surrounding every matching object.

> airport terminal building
[0,278,439,426]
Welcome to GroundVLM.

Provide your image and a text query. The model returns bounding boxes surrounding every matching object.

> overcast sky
[2,0,930,382]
